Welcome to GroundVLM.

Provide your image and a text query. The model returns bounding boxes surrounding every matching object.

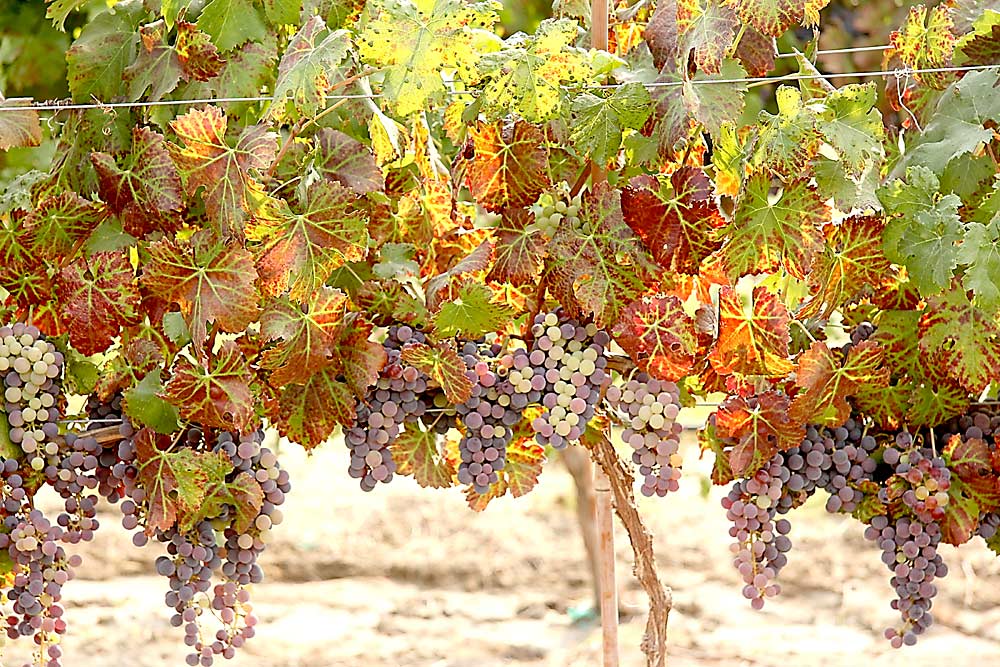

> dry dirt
[5,430,1000,667]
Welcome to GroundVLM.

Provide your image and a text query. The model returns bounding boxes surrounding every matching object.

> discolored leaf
[698,415,734,485]
[269,16,351,120]
[788,341,889,426]
[716,392,804,477]
[23,191,105,259]
[708,286,794,377]
[887,5,955,89]
[487,209,545,285]
[677,0,739,74]
[613,295,701,381]
[919,285,1000,394]
[335,313,387,397]
[433,282,515,339]
[259,287,348,386]
[0,95,41,151]
[391,421,456,489]
[313,128,384,194]
[56,252,140,356]
[751,86,821,176]
[175,21,226,81]
[465,439,545,510]
[955,10,1000,66]
[272,366,357,449]
[183,471,263,535]
[722,0,830,37]
[464,120,549,213]
[401,342,474,404]
[66,10,138,102]
[570,83,652,165]
[816,83,884,178]
[162,342,257,433]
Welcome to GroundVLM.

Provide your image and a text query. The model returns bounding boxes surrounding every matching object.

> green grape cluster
[529,187,583,238]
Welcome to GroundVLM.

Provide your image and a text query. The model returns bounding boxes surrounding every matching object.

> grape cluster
[606,373,682,496]
[529,189,582,238]
[864,513,946,647]
[528,312,609,449]
[882,432,951,524]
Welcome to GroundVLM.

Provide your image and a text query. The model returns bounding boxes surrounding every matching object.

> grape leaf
[956,10,1000,65]
[66,10,138,101]
[645,0,683,69]
[677,0,739,74]
[391,421,456,489]
[142,233,259,350]
[268,16,351,120]
[124,21,183,101]
[122,370,181,434]
[941,434,1000,545]
[612,295,701,381]
[751,86,821,175]
[56,252,140,356]
[92,126,184,237]
[183,470,263,535]
[23,191,106,259]
[312,128,384,194]
[621,167,724,273]
[463,120,549,213]
[487,209,544,285]
[959,216,1000,312]
[466,439,545,511]
[401,342,474,404]
[722,0,829,37]
[45,0,88,30]
[887,5,955,89]
[788,341,889,426]
[712,122,744,197]
[475,18,591,123]
[720,174,826,280]
[683,60,748,135]
[245,181,367,300]
[918,285,1000,394]
[816,83,884,177]
[570,82,652,165]
[162,342,257,433]
[175,20,226,81]
[698,415,734,485]
[424,240,493,310]
[716,392,804,477]
[800,216,892,318]
[168,106,278,240]
[335,313,387,397]
[0,95,41,151]
[358,0,501,116]
[433,282,515,339]
[198,0,268,51]
[259,287,348,386]
[181,35,278,117]
[273,366,357,449]
[734,25,776,76]
[708,285,794,377]
[263,0,301,24]
[134,427,230,535]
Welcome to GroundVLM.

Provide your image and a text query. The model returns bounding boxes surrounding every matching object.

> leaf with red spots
[168,106,277,240]
[708,286,794,377]
[716,392,804,477]
[56,251,140,356]
[401,342,473,404]
[272,366,357,449]
[162,341,257,433]
[613,295,701,381]
[887,5,956,89]
[919,285,1000,394]
[464,120,550,213]
[722,0,829,37]
[259,287,348,386]
[142,233,259,351]
[789,341,889,426]
[92,126,183,237]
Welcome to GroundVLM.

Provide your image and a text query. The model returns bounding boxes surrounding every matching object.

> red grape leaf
[788,341,889,426]
[168,106,277,240]
[175,20,226,82]
[246,181,367,300]
[142,233,259,351]
[401,342,473,404]
[487,209,544,285]
[799,216,890,318]
[613,295,701,381]
[465,439,546,511]
[335,313,387,397]
[918,285,1000,393]
[313,128,384,194]
[133,427,231,535]
[56,251,140,356]
[621,167,724,274]
[677,0,739,74]
[182,470,263,535]
[955,10,1000,66]
[722,0,830,37]
[887,5,956,89]
[942,434,1000,545]
[709,286,793,377]
[719,174,826,280]
[162,341,257,433]
[645,0,682,69]
[272,366,356,449]
[259,287,348,386]
[716,392,804,477]
[391,421,457,489]
[0,95,41,151]
[424,240,493,311]
[91,126,184,237]
[464,120,550,213]
[23,191,105,259]
[735,25,776,76]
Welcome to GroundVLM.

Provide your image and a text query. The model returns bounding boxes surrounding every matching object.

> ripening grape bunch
[528,187,583,238]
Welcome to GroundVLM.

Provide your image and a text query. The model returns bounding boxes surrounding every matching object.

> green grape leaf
[621,167,724,273]
[168,106,278,240]
[162,342,257,433]
[134,427,231,535]
[955,10,1000,65]
[259,287,348,386]
[816,83,884,177]
[92,126,184,237]
[66,10,138,102]
[45,0,88,30]
[263,0,302,24]
[475,18,591,123]
[245,181,367,300]
[55,252,140,356]
[716,392,804,478]
[183,470,264,535]
[698,415,734,485]
[959,217,1000,312]
[905,380,969,428]
[887,5,955,89]
[433,282,515,339]
[918,285,1000,394]
[268,16,351,121]
[720,174,827,280]
[401,342,474,404]
[466,439,545,511]
[712,121,744,197]
[751,86,821,175]
[142,233,259,350]
[683,60,748,135]
[124,21,183,101]
[880,166,965,297]
[570,82,652,165]
[391,421,456,489]
[708,285,794,377]
[464,120,549,213]
[0,96,41,151]
[122,370,181,434]
[198,0,268,51]
[788,341,889,426]
[722,0,829,37]
[273,366,356,449]
[612,295,701,382]
[312,128,385,194]
[359,0,501,116]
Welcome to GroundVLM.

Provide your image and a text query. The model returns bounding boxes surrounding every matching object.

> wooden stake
[595,460,619,667]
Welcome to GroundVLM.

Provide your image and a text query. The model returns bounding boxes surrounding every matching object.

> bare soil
[5,431,1000,667]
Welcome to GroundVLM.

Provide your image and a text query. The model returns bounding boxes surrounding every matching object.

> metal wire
[773,44,890,59]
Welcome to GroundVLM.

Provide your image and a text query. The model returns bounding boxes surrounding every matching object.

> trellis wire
[0,62,995,113]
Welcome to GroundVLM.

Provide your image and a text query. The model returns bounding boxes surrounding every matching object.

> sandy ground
[5,430,1000,667]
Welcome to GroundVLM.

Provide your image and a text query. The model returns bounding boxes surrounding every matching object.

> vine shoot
[0,0,999,665]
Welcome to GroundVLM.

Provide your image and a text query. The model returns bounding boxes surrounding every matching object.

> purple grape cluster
[605,373,683,496]
[527,312,610,449]
[881,432,951,524]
